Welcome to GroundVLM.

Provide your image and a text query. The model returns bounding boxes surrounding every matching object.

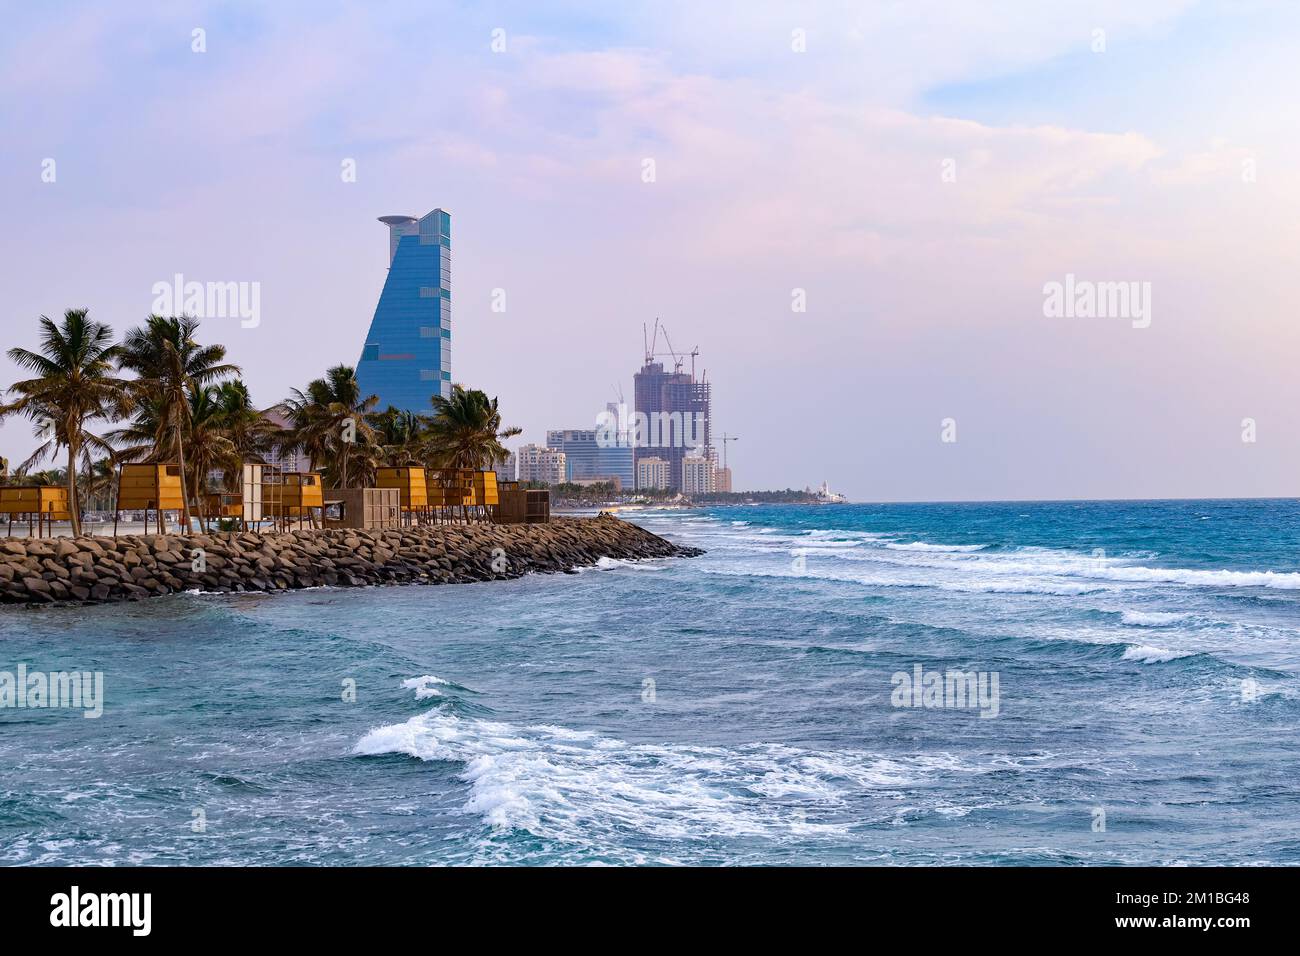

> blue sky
[2,1,1298,500]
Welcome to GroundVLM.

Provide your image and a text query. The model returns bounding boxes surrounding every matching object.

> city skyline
[3,1,1299,501]
[1,0,1297,892]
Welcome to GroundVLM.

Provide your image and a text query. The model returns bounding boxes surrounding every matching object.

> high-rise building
[516,444,567,485]
[633,360,711,492]
[713,466,732,493]
[636,456,670,491]
[356,209,452,414]
[546,428,635,488]
[682,455,715,495]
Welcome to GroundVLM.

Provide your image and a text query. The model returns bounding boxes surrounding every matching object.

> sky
[1,0,1298,501]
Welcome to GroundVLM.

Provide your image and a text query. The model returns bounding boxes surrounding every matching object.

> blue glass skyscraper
[546,429,635,489]
[356,209,452,413]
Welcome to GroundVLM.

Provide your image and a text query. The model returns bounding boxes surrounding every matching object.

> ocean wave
[1085,565,1300,590]
[885,542,986,553]
[401,675,452,699]
[699,564,1117,596]
[1121,644,1195,664]
[802,529,891,542]
[688,522,1300,593]
[575,556,667,572]
[1119,610,1192,627]
[352,682,1054,857]
[937,579,1109,596]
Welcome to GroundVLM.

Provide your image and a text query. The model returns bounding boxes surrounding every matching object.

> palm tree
[116,315,238,530]
[184,385,243,523]
[104,392,168,465]
[81,457,117,512]
[280,365,378,488]
[1,310,128,534]
[107,381,264,525]
[425,385,521,471]
[24,467,68,487]
[209,379,278,489]
[369,406,429,466]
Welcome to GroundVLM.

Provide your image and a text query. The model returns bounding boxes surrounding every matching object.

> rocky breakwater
[0,516,704,606]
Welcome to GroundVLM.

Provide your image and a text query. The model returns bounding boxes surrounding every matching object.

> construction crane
[643,319,661,366]
[720,433,739,471]
[641,318,701,379]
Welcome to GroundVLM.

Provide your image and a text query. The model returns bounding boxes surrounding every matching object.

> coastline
[0,515,703,606]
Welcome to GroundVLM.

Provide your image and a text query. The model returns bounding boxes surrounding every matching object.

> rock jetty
[0,516,703,606]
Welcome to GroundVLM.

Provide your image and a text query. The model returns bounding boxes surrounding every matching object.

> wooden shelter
[273,473,324,529]
[0,485,71,538]
[494,485,550,525]
[525,489,551,524]
[240,463,267,527]
[376,466,429,524]
[114,463,185,535]
[200,491,244,524]
[469,470,499,519]
[425,469,473,524]
[322,488,401,530]
[193,462,277,532]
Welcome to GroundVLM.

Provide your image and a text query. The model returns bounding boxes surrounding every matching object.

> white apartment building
[636,456,670,491]
[682,455,715,495]
[516,444,567,485]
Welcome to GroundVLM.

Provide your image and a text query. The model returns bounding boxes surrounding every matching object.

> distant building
[682,455,715,495]
[356,208,453,414]
[261,408,309,473]
[636,456,670,491]
[493,452,516,484]
[517,444,566,485]
[546,428,634,488]
[713,466,732,493]
[633,359,711,492]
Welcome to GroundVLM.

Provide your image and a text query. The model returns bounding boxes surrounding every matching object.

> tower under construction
[633,321,712,492]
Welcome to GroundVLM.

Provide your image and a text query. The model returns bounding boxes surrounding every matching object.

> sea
[1,498,1298,866]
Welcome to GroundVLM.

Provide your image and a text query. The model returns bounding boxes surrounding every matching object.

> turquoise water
[1,499,1298,865]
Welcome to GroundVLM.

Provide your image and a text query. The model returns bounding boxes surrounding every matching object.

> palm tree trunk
[66,441,81,536]
[175,419,193,534]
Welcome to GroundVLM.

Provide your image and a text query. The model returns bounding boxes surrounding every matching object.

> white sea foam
[1120,610,1192,627]
[885,542,985,553]
[685,520,1300,594]
[1084,565,1300,590]
[353,683,1052,857]
[577,556,666,572]
[1121,644,1194,664]
[401,675,452,699]
[937,579,1107,596]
